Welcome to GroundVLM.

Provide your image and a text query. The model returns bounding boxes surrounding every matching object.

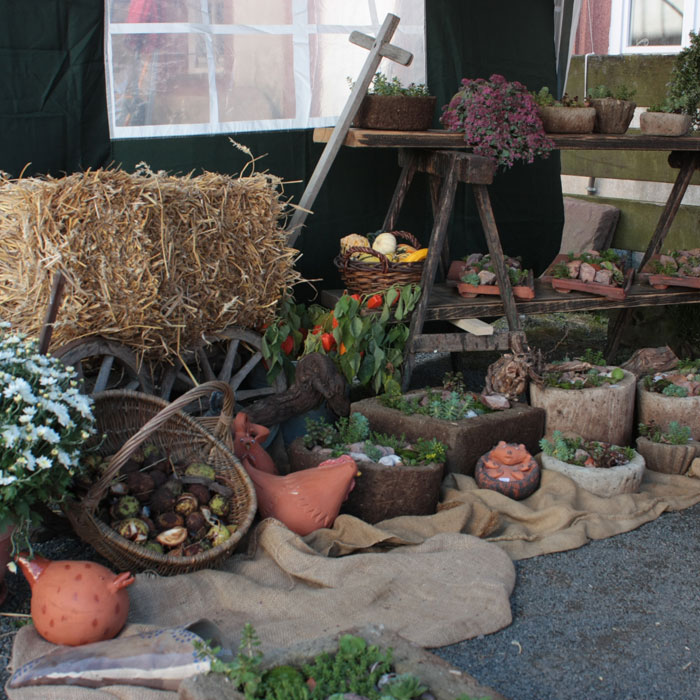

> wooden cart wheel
[159,327,287,411]
[52,337,153,394]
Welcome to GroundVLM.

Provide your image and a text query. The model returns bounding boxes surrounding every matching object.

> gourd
[372,232,397,256]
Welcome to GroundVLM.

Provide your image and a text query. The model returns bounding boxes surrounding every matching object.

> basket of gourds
[333,231,428,295]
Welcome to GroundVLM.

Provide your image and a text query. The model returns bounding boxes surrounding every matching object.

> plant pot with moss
[287,412,445,524]
[352,72,437,131]
[539,432,645,497]
[529,356,636,446]
[640,110,692,136]
[532,87,595,133]
[351,376,545,476]
[636,421,700,475]
[637,360,700,440]
[588,84,637,134]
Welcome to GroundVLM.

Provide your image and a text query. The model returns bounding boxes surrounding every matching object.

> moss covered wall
[562,54,699,253]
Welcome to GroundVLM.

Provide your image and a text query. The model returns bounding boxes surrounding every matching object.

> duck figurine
[474,441,540,500]
[16,553,134,646]
[240,454,358,536]
[233,412,277,474]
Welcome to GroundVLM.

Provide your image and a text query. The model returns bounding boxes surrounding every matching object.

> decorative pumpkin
[16,553,134,646]
[474,441,540,500]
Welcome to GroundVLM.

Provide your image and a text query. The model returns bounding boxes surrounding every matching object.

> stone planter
[529,368,636,445]
[179,625,505,700]
[635,436,700,475]
[538,105,596,133]
[353,95,437,131]
[287,438,444,523]
[541,450,646,497]
[637,379,700,440]
[590,97,636,134]
[639,111,692,136]
[351,394,545,476]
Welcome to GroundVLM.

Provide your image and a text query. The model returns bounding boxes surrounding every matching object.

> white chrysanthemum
[36,425,60,444]
[22,451,36,471]
[1,425,20,448]
[56,449,72,467]
[0,475,17,485]
[45,400,71,427]
[35,456,52,471]
[3,377,36,404]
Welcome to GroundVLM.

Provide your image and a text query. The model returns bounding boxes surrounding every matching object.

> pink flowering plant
[440,74,554,169]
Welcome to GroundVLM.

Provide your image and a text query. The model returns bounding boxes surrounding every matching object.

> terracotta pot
[541,450,645,497]
[353,95,437,131]
[635,436,700,475]
[636,380,700,440]
[287,438,444,524]
[529,368,636,445]
[538,106,596,133]
[639,111,692,136]
[16,553,134,646]
[590,97,636,134]
[0,522,14,607]
[474,442,541,500]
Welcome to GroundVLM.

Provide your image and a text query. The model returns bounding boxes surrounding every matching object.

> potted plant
[542,248,632,300]
[587,84,637,134]
[447,253,535,300]
[352,372,545,476]
[636,421,700,475]
[531,86,596,134]
[440,73,555,169]
[539,431,645,497]
[529,350,637,446]
[351,72,437,131]
[640,30,700,136]
[0,325,97,602]
[287,412,447,523]
[636,359,700,440]
[640,248,700,289]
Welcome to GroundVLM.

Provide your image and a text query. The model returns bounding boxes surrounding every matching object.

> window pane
[209,0,291,25]
[629,0,683,46]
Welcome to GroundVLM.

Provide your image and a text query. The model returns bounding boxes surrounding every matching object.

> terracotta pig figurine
[16,553,134,646]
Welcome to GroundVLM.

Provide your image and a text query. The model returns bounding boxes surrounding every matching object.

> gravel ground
[3,315,697,699]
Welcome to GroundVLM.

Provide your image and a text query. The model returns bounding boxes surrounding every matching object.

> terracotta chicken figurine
[240,454,358,536]
[233,412,277,474]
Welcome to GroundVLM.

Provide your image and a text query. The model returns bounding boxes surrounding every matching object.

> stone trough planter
[178,625,506,700]
[637,379,700,441]
[541,450,646,497]
[529,368,636,446]
[351,393,545,476]
[635,436,700,475]
[287,438,444,523]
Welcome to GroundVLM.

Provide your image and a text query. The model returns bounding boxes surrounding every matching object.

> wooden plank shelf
[313,128,700,152]
[322,281,700,322]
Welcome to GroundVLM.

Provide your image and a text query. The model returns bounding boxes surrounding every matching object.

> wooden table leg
[402,160,460,391]
[605,151,700,362]
[382,149,418,232]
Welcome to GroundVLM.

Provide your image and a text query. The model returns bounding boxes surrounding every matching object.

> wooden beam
[349,31,413,66]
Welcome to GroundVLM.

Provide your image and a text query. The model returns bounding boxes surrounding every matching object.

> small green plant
[532,86,589,107]
[662,383,689,397]
[539,431,635,468]
[380,673,428,699]
[666,30,700,126]
[588,84,636,101]
[348,72,430,97]
[639,421,692,445]
[579,348,606,366]
[335,412,371,445]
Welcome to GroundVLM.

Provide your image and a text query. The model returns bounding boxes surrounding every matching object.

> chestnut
[156,526,188,548]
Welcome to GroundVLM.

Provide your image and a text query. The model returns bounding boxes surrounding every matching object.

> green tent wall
[0,0,562,288]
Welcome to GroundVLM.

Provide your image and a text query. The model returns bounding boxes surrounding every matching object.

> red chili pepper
[280,334,294,355]
[350,294,361,302]
[332,316,339,329]
[311,324,323,335]
[366,293,383,309]
[321,332,336,352]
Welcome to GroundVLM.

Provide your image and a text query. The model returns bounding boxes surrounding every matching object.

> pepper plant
[262,284,422,395]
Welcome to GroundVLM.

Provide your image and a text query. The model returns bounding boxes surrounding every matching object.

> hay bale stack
[0,166,302,360]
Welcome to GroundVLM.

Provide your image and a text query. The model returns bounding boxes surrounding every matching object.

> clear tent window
[105,0,427,139]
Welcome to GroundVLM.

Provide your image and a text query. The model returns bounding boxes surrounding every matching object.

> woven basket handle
[342,246,390,273]
[393,230,422,249]
[84,381,235,511]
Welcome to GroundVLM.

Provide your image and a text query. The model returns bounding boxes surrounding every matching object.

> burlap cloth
[8,465,700,699]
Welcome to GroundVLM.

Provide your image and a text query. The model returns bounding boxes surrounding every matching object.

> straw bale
[0,166,302,361]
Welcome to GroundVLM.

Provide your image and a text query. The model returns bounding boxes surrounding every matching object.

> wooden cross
[286,13,414,246]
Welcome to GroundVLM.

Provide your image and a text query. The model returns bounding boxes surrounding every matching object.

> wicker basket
[334,230,425,295]
[63,381,257,576]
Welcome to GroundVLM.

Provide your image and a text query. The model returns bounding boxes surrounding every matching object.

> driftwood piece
[244,353,350,427]
[620,346,679,378]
